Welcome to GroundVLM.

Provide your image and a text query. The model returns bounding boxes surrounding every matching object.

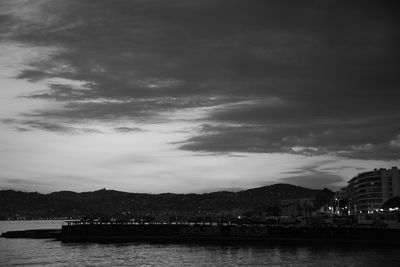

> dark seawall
[1,229,61,239]
[59,222,400,245]
[3,223,400,245]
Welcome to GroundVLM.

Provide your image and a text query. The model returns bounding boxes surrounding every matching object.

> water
[1,221,400,266]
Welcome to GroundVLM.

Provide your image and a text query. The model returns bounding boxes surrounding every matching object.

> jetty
[3,220,400,245]
[1,229,61,239]
[59,221,400,244]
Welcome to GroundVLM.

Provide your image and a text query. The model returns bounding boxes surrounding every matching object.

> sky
[0,0,399,193]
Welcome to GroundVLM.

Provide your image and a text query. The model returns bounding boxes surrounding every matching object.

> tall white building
[348,167,400,214]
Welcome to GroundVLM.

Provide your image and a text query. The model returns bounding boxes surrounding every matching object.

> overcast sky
[0,0,399,193]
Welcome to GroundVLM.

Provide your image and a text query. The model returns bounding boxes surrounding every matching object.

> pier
[2,221,400,245]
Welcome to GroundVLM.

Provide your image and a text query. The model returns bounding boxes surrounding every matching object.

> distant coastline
[0,183,333,221]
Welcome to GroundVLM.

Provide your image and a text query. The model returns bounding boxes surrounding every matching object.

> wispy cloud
[2,118,101,134]
[114,127,144,133]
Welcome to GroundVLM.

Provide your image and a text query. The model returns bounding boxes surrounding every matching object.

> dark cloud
[180,113,400,159]
[23,84,92,101]
[2,0,400,159]
[23,96,232,123]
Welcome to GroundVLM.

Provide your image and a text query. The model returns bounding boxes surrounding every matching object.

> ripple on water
[1,221,400,266]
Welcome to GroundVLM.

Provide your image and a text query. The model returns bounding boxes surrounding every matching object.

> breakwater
[61,221,267,242]
[58,221,400,244]
[1,229,61,239]
[2,221,400,245]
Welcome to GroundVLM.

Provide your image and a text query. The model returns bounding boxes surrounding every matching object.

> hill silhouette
[0,184,333,220]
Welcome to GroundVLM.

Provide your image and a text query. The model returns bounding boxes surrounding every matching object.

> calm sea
[1,220,400,266]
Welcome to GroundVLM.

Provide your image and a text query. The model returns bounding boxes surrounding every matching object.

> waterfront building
[348,167,400,214]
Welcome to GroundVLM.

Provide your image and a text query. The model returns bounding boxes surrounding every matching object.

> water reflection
[1,221,400,266]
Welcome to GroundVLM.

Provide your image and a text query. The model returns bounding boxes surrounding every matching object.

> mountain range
[0,184,333,220]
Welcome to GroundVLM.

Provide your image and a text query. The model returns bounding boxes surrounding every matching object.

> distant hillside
[0,184,333,220]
